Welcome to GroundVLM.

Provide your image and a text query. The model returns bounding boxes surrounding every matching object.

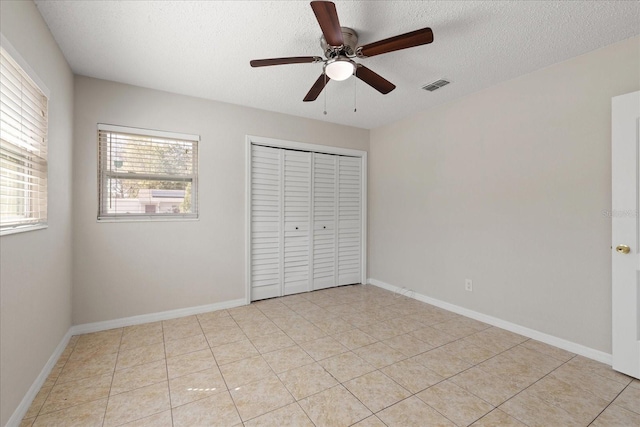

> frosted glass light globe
[325,59,355,81]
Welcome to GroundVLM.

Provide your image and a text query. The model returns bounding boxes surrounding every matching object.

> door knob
[616,244,631,254]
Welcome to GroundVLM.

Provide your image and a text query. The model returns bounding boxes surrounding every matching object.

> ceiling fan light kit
[324,57,355,81]
[250,0,434,103]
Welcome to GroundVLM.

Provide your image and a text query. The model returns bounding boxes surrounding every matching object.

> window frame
[0,35,50,236]
[97,124,199,222]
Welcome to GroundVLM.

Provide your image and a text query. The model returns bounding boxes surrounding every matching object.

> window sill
[0,223,48,236]
[97,216,199,223]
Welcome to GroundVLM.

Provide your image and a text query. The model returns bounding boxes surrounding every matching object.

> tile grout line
[25,335,111,425]
[101,323,174,425]
[498,350,635,427]
[196,310,244,425]
[114,326,169,426]
[160,320,176,427]
[586,382,634,426]
[239,302,325,424]
[492,353,580,426]
[222,309,277,424]
[30,332,121,424]
[28,336,79,424]
[101,328,123,427]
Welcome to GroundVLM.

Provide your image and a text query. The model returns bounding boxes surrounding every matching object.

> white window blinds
[0,46,48,234]
[98,124,199,220]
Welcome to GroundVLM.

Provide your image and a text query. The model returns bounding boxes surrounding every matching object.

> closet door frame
[245,135,367,304]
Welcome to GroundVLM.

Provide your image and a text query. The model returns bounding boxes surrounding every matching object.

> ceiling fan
[249,1,434,102]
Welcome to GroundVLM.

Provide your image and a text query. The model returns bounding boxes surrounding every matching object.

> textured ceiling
[35,1,639,130]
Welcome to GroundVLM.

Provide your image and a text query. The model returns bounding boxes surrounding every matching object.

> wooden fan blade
[250,56,323,67]
[355,65,395,94]
[303,74,329,102]
[357,28,433,58]
[310,1,344,46]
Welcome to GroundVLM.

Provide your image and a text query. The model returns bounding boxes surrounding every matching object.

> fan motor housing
[321,27,359,58]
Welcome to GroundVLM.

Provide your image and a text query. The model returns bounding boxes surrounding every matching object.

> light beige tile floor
[21,285,640,426]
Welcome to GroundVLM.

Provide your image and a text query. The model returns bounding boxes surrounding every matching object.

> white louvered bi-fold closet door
[283,150,312,295]
[337,156,362,285]
[250,144,362,301]
[312,153,337,290]
[250,145,282,301]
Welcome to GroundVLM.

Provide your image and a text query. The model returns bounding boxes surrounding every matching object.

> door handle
[616,244,631,254]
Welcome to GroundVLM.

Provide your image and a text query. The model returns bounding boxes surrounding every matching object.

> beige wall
[369,36,640,353]
[72,76,369,324]
[0,1,74,425]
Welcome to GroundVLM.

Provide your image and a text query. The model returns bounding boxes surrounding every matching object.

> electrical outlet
[465,279,473,292]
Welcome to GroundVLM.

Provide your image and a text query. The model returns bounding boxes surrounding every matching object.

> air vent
[422,79,450,92]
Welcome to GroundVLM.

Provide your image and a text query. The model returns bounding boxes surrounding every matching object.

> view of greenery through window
[99,129,197,217]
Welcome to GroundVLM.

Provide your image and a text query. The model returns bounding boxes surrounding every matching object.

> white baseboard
[367,278,612,365]
[70,298,247,335]
[5,329,73,427]
[6,298,246,427]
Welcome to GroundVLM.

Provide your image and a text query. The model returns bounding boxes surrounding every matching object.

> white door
[283,150,312,295]
[612,90,640,379]
[337,156,362,285]
[250,145,282,300]
[312,153,337,290]
[249,142,365,301]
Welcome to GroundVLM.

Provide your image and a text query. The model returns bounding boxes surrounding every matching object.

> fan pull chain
[353,70,357,113]
[323,72,327,115]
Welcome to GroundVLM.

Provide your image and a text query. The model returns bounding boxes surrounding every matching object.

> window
[0,44,49,235]
[98,124,198,220]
